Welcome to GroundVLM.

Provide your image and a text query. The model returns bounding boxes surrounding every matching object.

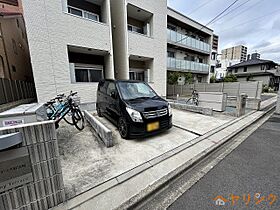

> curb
[84,110,114,148]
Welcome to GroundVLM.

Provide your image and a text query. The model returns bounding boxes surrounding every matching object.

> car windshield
[118,81,157,100]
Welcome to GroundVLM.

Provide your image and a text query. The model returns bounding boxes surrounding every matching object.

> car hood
[125,97,168,112]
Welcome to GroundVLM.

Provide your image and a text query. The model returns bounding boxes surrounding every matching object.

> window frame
[74,65,103,83]
[67,5,100,22]
[127,24,144,34]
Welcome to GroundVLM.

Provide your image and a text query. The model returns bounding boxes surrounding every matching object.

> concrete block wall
[0,121,65,209]
[84,111,114,147]
[167,81,262,99]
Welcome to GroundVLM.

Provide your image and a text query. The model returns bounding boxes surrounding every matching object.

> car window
[107,82,116,96]
[118,82,157,100]
[99,81,108,93]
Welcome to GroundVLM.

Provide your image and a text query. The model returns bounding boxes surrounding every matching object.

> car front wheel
[118,117,130,139]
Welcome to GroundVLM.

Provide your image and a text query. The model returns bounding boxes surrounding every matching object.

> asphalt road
[168,114,280,210]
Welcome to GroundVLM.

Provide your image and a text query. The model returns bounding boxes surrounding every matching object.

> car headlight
[126,107,143,122]
[168,104,172,116]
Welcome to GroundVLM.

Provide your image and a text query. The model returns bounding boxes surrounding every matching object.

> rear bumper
[128,115,172,138]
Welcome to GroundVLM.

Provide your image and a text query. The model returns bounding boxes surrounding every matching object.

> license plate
[147,122,159,132]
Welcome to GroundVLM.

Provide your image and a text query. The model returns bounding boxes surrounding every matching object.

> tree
[167,72,193,85]
[185,72,193,84]
[210,75,216,83]
[223,74,237,83]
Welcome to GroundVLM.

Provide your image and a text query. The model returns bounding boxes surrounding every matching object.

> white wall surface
[22,0,114,104]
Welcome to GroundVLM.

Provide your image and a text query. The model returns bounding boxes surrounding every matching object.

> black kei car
[96,79,172,139]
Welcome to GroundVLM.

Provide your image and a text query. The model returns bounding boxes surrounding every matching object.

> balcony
[127,4,153,37]
[167,57,209,74]
[167,29,211,54]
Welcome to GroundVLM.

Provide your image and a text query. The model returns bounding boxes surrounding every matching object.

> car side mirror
[110,91,117,99]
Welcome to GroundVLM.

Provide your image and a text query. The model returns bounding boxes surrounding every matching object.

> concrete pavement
[169,113,280,210]
[54,96,277,210]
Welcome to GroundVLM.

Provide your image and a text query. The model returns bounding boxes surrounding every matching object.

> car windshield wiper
[127,96,153,101]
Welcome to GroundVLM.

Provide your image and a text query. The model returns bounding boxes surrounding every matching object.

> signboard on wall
[2,119,24,127]
[0,0,19,6]
[0,147,33,193]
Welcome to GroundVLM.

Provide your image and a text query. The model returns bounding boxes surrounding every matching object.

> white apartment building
[110,0,167,97]
[21,0,216,109]
[21,0,166,109]
[21,0,114,109]
[166,7,215,83]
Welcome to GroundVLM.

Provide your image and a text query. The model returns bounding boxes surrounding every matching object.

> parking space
[172,109,236,135]
[57,109,236,199]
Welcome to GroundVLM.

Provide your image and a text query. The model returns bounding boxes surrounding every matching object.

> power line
[220,0,265,23]
[218,7,280,33]
[204,0,240,26]
[176,0,240,43]
[188,0,214,15]
[210,0,252,25]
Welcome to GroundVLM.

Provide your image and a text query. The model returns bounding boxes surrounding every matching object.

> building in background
[0,0,22,13]
[0,8,33,81]
[210,34,219,78]
[167,7,215,83]
[250,52,260,60]
[227,54,280,90]
[221,45,247,63]
[215,45,248,80]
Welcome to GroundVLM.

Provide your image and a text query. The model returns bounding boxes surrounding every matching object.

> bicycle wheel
[194,99,199,106]
[72,109,84,131]
[186,98,192,104]
[64,112,75,125]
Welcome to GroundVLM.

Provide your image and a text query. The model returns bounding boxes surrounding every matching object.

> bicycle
[186,89,199,106]
[44,91,84,130]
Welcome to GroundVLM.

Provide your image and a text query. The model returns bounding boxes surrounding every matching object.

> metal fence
[167,81,263,99]
[0,78,36,105]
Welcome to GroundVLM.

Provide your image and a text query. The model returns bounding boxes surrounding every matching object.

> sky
[167,0,280,63]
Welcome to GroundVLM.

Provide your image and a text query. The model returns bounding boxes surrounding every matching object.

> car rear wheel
[97,106,103,117]
[118,117,130,139]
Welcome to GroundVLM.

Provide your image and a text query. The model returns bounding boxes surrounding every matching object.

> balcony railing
[167,29,211,53]
[167,57,209,74]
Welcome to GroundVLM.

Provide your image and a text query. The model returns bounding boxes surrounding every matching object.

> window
[211,53,216,60]
[12,65,16,72]
[107,82,116,96]
[261,65,265,70]
[98,80,108,93]
[75,67,103,82]
[234,68,238,73]
[68,6,99,22]
[118,82,157,100]
[129,71,144,81]
[167,51,175,58]
[210,66,215,73]
[243,67,247,72]
[127,24,143,34]
[12,39,18,54]
[199,58,203,63]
